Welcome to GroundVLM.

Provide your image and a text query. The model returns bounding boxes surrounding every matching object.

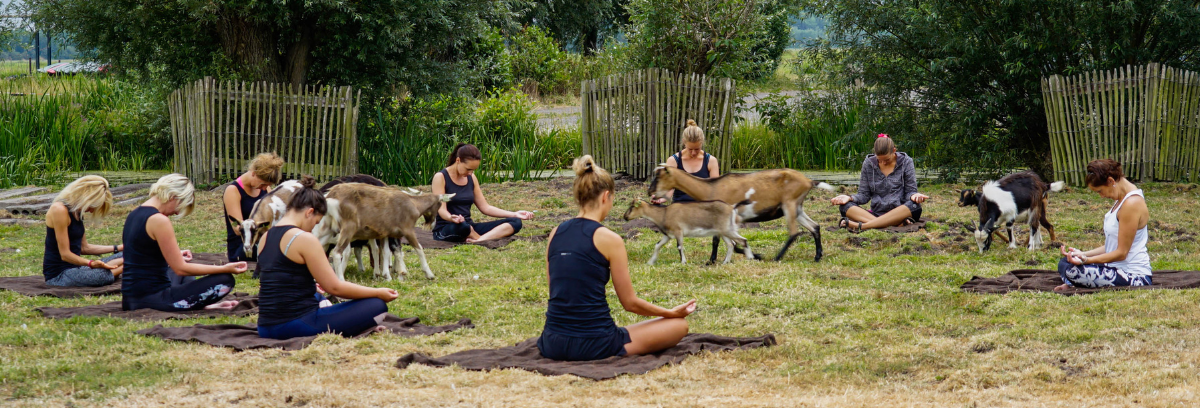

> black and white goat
[958,171,1064,252]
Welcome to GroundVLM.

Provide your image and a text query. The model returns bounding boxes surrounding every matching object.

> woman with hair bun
[652,119,720,204]
[254,175,398,340]
[1055,159,1152,291]
[537,155,696,361]
[122,174,247,311]
[830,134,929,232]
[223,152,284,262]
[431,143,534,243]
[42,175,125,287]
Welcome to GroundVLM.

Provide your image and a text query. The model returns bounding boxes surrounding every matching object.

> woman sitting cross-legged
[538,155,697,361]
[830,134,929,232]
[651,119,720,204]
[43,175,125,287]
[121,174,248,311]
[432,143,534,243]
[255,175,398,340]
[223,152,283,262]
[1055,159,1151,291]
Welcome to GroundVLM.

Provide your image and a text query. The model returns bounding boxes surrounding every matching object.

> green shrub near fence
[734,92,877,171]
[359,89,579,186]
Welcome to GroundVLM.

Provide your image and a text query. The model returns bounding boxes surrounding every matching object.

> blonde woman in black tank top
[431,143,535,243]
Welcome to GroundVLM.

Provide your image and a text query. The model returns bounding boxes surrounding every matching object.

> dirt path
[533,91,812,129]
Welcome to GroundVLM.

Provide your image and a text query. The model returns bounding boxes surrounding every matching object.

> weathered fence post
[169,79,360,184]
[580,69,736,179]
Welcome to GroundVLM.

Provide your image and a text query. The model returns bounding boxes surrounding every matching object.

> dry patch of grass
[2,178,1200,407]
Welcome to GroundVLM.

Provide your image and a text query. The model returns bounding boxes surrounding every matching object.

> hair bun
[572,155,597,176]
[686,119,697,127]
[299,175,317,189]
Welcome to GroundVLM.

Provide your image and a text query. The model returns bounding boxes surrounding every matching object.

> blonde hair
[54,175,113,218]
[873,134,896,156]
[681,119,705,146]
[571,155,615,208]
[248,152,284,185]
[150,173,196,217]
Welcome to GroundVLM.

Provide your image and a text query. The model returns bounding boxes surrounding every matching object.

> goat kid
[647,166,835,262]
[316,183,452,281]
[623,199,754,265]
[958,171,1064,252]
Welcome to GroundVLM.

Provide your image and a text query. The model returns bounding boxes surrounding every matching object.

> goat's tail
[815,182,835,192]
[1049,181,1065,192]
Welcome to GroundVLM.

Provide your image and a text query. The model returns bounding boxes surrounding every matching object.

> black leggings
[432,218,523,243]
[122,273,236,311]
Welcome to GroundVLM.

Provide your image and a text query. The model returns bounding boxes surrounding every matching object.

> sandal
[839,218,864,234]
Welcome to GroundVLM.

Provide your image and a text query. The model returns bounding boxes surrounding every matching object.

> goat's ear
[438,193,455,202]
[405,187,420,194]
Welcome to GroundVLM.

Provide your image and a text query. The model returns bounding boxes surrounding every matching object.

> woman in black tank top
[122,174,248,312]
[254,176,398,340]
[653,120,720,204]
[431,143,535,243]
[42,176,125,287]
[538,156,696,361]
[223,153,283,262]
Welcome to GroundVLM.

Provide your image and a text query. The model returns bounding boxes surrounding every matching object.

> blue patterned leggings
[46,252,123,287]
[1057,257,1152,288]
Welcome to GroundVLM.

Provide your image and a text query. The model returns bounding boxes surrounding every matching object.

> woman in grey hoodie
[830,134,929,232]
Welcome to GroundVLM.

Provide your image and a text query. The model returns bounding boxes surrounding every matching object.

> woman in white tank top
[1055,159,1152,291]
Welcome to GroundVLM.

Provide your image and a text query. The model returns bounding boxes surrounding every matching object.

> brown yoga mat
[826,219,928,233]
[396,333,777,380]
[36,294,259,321]
[137,315,474,351]
[0,275,122,298]
[961,269,1200,295]
[0,253,250,299]
[401,228,546,250]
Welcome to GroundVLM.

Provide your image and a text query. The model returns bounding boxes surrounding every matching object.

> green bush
[748,91,880,171]
[0,75,172,188]
[359,89,579,186]
[508,26,571,95]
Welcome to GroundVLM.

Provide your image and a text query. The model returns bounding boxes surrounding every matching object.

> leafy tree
[30,0,513,95]
[805,0,1200,177]
[521,0,628,54]
[624,0,798,80]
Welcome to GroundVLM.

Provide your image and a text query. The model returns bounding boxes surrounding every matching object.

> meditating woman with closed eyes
[1055,159,1152,291]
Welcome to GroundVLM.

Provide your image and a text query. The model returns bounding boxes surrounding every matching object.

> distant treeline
[0,30,81,61]
[790,16,827,43]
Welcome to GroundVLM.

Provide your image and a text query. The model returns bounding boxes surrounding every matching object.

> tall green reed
[753,92,874,170]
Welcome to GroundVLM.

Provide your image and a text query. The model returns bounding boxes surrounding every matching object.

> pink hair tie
[877,133,889,138]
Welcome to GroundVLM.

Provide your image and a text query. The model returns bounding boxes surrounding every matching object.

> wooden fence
[169,77,361,185]
[580,69,736,179]
[1042,63,1200,185]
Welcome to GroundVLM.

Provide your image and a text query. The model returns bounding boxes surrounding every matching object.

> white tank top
[1104,189,1151,277]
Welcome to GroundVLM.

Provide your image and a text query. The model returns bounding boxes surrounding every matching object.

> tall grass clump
[753,92,876,170]
[0,74,172,187]
[360,89,579,186]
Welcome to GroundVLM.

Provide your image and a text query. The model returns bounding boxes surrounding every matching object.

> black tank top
[224,179,261,260]
[672,153,711,202]
[257,225,319,326]
[433,169,476,228]
[121,206,170,303]
[43,209,85,281]
[542,218,617,337]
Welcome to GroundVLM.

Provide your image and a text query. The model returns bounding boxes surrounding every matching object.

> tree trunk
[215,12,283,83]
[282,21,317,89]
[582,28,599,56]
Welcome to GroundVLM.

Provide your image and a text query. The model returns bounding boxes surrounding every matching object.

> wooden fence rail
[169,77,361,185]
[580,69,736,179]
[1042,63,1200,185]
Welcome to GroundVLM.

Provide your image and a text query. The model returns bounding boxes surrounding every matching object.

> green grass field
[2,178,1199,406]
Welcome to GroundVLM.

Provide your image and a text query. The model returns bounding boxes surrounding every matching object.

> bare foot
[1053,284,1072,292]
[204,300,240,310]
[364,325,388,335]
[465,238,478,243]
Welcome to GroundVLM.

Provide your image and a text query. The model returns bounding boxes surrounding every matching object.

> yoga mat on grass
[396,333,777,380]
[0,253,251,299]
[400,228,546,250]
[137,315,474,351]
[826,219,928,233]
[37,294,259,321]
[0,275,122,298]
[961,270,1200,295]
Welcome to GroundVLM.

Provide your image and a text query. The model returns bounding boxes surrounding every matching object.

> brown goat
[622,199,754,265]
[648,167,834,262]
[315,183,453,281]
